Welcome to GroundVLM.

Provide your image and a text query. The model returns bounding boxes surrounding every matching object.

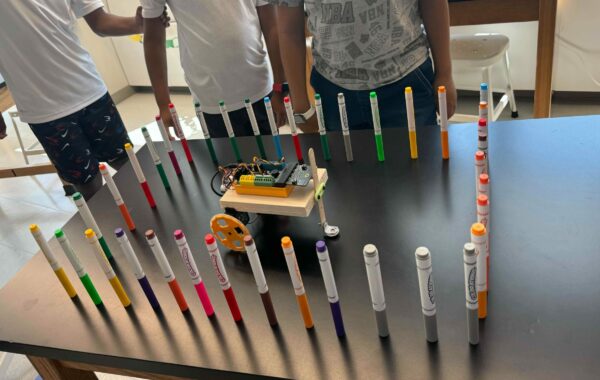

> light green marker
[369,92,385,162]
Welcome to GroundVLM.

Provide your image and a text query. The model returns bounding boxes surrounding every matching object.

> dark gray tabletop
[1,115,599,379]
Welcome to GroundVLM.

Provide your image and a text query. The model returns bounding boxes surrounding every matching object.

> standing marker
[174,230,215,317]
[56,229,102,305]
[475,151,486,196]
[369,92,385,162]
[156,115,182,176]
[405,87,418,159]
[480,83,489,110]
[438,86,450,159]
[219,101,242,162]
[316,241,345,337]
[337,93,354,162]
[314,94,331,161]
[141,127,170,190]
[168,103,193,163]
[264,97,283,160]
[29,225,77,298]
[125,143,156,209]
[415,247,438,343]
[205,234,242,322]
[72,192,113,261]
[363,244,389,337]
[99,164,135,232]
[478,118,489,171]
[479,101,488,121]
[244,235,278,326]
[463,243,479,345]
[477,194,491,293]
[245,99,267,159]
[471,223,488,319]
[479,173,489,198]
[283,96,304,163]
[146,230,188,312]
[85,229,131,307]
[281,237,314,329]
[194,102,219,164]
[115,228,160,309]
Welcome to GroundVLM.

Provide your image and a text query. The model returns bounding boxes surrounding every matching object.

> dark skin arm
[84,6,170,37]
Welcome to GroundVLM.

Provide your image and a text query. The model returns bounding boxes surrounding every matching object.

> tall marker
[364,244,389,337]
[244,235,278,326]
[283,96,304,163]
[281,237,314,329]
[124,143,156,209]
[99,164,135,231]
[337,93,354,162]
[264,97,283,160]
[438,86,450,159]
[471,223,488,319]
[219,101,242,162]
[405,87,418,159]
[415,247,438,342]
[463,243,479,345]
[315,94,331,161]
[141,127,170,190]
[316,241,345,337]
[156,115,182,176]
[72,192,113,261]
[205,233,242,322]
[369,91,385,162]
[194,102,219,164]
[169,103,193,163]
[245,99,267,159]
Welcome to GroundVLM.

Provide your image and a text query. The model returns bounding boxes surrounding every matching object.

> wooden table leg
[27,356,98,380]
[533,0,558,118]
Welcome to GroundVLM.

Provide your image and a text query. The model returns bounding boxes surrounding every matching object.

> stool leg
[503,51,519,118]
[482,66,495,120]
[10,114,29,165]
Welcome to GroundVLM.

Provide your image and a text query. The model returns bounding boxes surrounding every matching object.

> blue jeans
[310,58,437,131]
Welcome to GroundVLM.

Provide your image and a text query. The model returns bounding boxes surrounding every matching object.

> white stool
[451,33,518,121]
[8,108,46,164]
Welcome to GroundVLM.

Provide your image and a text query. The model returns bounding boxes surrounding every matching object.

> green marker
[72,192,113,261]
[219,101,242,162]
[194,102,218,164]
[141,127,170,190]
[369,92,385,162]
[245,99,267,159]
[315,94,331,161]
[55,229,102,305]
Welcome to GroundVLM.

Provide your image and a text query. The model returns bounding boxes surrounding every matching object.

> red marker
[169,103,193,163]
[124,143,156,208]
[205,234,242,322]
[156,115,182,176]
[283,96,304,163]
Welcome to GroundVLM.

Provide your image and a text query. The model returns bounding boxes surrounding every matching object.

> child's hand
[434,75,457,119]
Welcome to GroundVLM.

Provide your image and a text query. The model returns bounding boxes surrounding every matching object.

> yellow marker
[29,224,77,298]
[405,87,418,159]
[281,237,314,329]
[85,229,131,307]
[471,223,487,319]
[438,86,449,159]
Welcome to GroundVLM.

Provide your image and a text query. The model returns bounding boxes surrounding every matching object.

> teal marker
[219,101,242,162]
[194,102,218,164]
[264,97,283,160]
[55,229,102,305]
[72,192,113,261]
[141,127,170,190]
[315,94,331,161]
[245,98,267,159]
[369,92,385,162]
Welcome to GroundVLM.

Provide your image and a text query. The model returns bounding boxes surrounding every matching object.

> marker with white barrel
[471,223,488,319]
[29,224,77,298]
[281,236,314,329]
[337,93,354,162]
[479,101,488,121]
[72,192,113,261]
[369,92,385,162]
[477,194,491,293]
[124,143,156,209]
[479,173,489,198]
[115,228,160,309]
[168,103,193,163]
[245,98,267,159]
[174,229,215,317]
[283,96,304,163]
[314,94,331,161]
[194,102,218,164]
[475,151,486,196]
[205,233,242,322]
[415,247,438,343]
[438,86,450,159]
[463,242,479,345]
[363,244,389,337]
[244,235,278,326]
[99,164,135,231]
[405,87,418,159]
[264,97,283,160]
[219,101,243,162]
[156,115,182,176]
[480,83,489,106]
[316,241,345,337]
[142,126,170,190]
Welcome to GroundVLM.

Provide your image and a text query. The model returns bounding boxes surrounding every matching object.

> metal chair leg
[503,51,519,118]
[10,113,29,164]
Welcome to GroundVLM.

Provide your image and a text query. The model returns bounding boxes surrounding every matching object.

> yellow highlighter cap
[471,223,486,236]
[405,86,413,94]
[29,224,39,232]
[84,228,96,238]
[438,86,446,93]
[281,236,292,248]
[124,143,133,150]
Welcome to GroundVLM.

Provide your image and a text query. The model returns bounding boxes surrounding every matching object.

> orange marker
[405,87,418,159]
[281,237,314,329]
[471,223,487,319]
[99,164,135,231]
[479,101,488,121]
[477,194,491,293]
[438,86,449,159]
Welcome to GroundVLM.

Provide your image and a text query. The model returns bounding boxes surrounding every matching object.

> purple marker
[115,228,160,309]
[316,241,345,337]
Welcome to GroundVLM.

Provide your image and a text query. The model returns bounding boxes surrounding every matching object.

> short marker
[56,228,102,305]
[264,97,283,160]
[369,91,385,162]
[141,127,170,190]
[316,241,345,337]
[405,87,418,159]
[475,151,487,196]
[244,235,278,326]
[72,192,113,261]
[438,86,450,159]
[85,229,131,307]
[99,164,135,231]
[471,223,488,319]
[156,115,182,176]
[124,143,156,209]
[337,93,354,162]
[314,94,331,161]
[115,228,160,309]
[283,96,304,163]
[168,103,194,163]
[245,98,267,159]
[219,101,242,162]
[29,224,77,298]
[415,247,438,343]
[205,234,242,322]
[363,244,389,337]
[463,242,479,345]
[194,102,218,164]
[174,229,215,317]
[281,236,313,329]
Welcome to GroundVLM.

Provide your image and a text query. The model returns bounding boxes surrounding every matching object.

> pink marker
[156,115,182,176]
[174,230,215,317]
[169,103,194,163]
[124,143,156,208]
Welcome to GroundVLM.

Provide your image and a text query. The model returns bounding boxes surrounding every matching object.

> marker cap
[155,115,161,121]
[480,83,488,90]
[405,86,413,93]
[194,102,200,107]
[145,229,156,240]
[72,192,82,201]
[316,240,327,253]
[477,194,489,206]
[281,236,292,248]
[480,173,489,184]
[168,103,174,109]
[478,119,487,126]
[99,163,107,171]
[205,233,215,245]
[415,246,430,260]
[475,151,485,161]
[438,86,446,93]
[264,96,271,102]
[283,96,290,103]
[244,235,254,246]
[124,143,132,150]
[471,223,486,236]
[369,91,376,98]
[244,98,250,104]
[464,242,476,256]
[314,94,321,100]
[85,228,95,238]
[479,102,488,109]
[54,229,64,239]
[174,229,184,240]
[114,228,125,238]
[219,100,225,106]
[363,244,378,257]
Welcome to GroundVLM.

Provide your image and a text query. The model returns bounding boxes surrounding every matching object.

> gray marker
[463,243,479,345]
[363,244,388,337]
[415,247,438,343]
[337,93,354,162]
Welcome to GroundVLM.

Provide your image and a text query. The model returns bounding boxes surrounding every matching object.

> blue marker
[264,97,283,160]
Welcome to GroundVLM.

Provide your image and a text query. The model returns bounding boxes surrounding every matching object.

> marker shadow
[270,324,296,379]
[207,315,234,368]
[307,328,327,377]
[380,337,397,379]
[235,320,260,373]
[154,308,184,360]
[338,336,357,380]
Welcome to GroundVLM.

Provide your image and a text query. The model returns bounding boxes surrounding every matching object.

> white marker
[479,174,489,198]
[475,151,486,196]
[337,93,354,162]
[363,244,389,337]
[415,247,438,342]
